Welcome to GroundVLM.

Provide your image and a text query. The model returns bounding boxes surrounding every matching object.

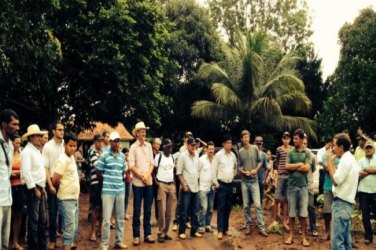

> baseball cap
[162,138,173,148]
[185,131,193,138]
[187,137,197,146]
[93,134,104,141]
[365,140,374,148]
[109,132,121,141]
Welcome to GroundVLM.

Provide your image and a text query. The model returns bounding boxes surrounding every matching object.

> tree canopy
[318,8,376,138]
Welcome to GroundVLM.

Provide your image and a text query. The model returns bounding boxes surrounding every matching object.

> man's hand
[34,189,42,200]
[214,184,220,190]
[249,169,257,176]
[359,170,369,178]
[182,184,189,192]
[49,184,57,195]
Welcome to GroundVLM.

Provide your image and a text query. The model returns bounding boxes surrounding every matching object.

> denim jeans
[27,188,47,250]
[179,190,199,235]
[331,198,353,250]
[241,180,265,231]
[217,182,233,233]
[58,199,79,246]
[101,194,125,247]
[47,184,60,243]
[124,182,132,215]
[132,185,153,239]
[359,192,376,241]
[0,206,11,250]
[258,181,264,203]
[308,192,317,231]
[198,189,215,228]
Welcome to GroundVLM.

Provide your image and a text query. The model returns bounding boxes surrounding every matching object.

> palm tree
[191,31,316,139]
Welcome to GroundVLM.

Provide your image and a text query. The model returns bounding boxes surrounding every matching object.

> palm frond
[249,97,282,118]
[262,73,305,98]
[276,92,312,114]
[211,83,241,108]
[191,100,234,121]
[198,63,231,87]
[269,115,317,141]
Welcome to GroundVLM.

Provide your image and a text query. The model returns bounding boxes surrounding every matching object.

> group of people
[0,107,374,250]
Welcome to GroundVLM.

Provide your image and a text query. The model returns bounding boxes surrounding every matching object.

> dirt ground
[18,194,375,250]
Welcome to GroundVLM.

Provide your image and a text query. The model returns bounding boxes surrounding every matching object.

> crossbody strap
[0,139,10,167]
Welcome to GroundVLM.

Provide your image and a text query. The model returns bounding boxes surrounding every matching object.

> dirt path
[20,194,375,250]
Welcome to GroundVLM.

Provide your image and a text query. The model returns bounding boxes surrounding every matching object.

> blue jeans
[241,180,265,231]
[198,189,215,228]
[58,199,79,246]
[216,182,233,233]
[331,198,353,250]
[179,190,199,235]
[132,185,153,239]
[359,192,376,241]
[102,194,125,247]
[124,182,132,215]
[26,187,47,250]
[0,206,11,250]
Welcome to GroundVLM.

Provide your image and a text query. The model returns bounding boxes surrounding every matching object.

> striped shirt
[276,146,294,174]
[89,149,102,185]
[96,149,126,195]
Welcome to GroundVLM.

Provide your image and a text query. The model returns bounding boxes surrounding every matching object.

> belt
[218,180,232,185]
[158,180,174,185]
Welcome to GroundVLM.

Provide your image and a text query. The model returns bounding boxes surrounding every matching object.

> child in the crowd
[53,132,80,250]
[264,150,277,210]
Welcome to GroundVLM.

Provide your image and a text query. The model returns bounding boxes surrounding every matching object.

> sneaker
[259,230,268,237]
[132,238,140,246]
[164,235,173,240]
[198,227,205,234]
[145,235,155,243]
[192,232,202,238]
[312,229,318,237]
[172,224,178,231]
[185,222,192,229]
[179,233,186,240]
[205,227,214,233]
[157,234,165,243]
[114,243,128,249]
[217,232,223,240]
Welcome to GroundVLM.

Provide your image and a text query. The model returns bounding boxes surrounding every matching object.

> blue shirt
[358,155,376,193]
[257,151,267,182]
[97,149,126,195]
[322,154,339,192]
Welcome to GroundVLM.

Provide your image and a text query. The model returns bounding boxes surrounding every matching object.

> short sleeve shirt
[238,145,260,181]
[358,155,376,193]
[55,154,80,200]
[287,148,311,187]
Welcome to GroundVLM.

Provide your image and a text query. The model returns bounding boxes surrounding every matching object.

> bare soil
[17,194,375,250]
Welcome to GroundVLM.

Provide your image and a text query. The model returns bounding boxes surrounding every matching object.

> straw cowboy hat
[132,121,149,137]
[22,124,48,141]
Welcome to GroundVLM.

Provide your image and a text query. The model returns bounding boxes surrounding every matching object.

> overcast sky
[197,0,376,80]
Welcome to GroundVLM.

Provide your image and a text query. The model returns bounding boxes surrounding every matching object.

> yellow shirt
[354,146,365,161]
[55,154,80,200]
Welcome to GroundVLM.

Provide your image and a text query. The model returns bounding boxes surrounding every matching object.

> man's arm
[52,173,62,188]
[176,154,189,192]
[327,155,338,186]
[128,146,144,179]
[363,165,376,174]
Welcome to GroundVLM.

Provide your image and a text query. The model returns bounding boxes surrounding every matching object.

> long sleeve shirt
[21,142,46,189]
[0,132,13,206]
[198,154,218,192]
[176,151,200,193]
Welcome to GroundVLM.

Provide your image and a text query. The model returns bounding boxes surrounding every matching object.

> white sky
[196,0,376,79]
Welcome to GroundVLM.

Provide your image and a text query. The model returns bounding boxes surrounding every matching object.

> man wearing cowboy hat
[129,122,155,245]
[20,124,48,250]
[0,109,19,250]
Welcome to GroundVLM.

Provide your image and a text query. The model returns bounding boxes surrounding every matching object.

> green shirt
[287,148,311,187]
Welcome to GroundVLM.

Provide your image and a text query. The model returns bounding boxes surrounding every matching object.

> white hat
[22,124,48,141]
[109,132,121,141]
[132,121,149,137]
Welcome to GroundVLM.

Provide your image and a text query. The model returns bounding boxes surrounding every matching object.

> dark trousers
[178,190,199,235]
[132,185,153,239]
[359,192,376,241]
[47,185,58,243]
[258,181,264,202]
[308,192,317,231]
[217,181,233,233]
[27,187,47,250]
[153,184,159,220]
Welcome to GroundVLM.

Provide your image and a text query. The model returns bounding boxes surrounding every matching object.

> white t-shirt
[154,153,174,183]
[42,139,64,176]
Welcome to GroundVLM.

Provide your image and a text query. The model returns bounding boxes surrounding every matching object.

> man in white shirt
[213,134,237,240]
[153,139,176,243]
[0,109,19,250]
[43,121,64,250]
[327,133,360,250]
[21,124,48,250]
[198,141,218,234]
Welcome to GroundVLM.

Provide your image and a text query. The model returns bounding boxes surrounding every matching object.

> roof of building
[78,122,134,141]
